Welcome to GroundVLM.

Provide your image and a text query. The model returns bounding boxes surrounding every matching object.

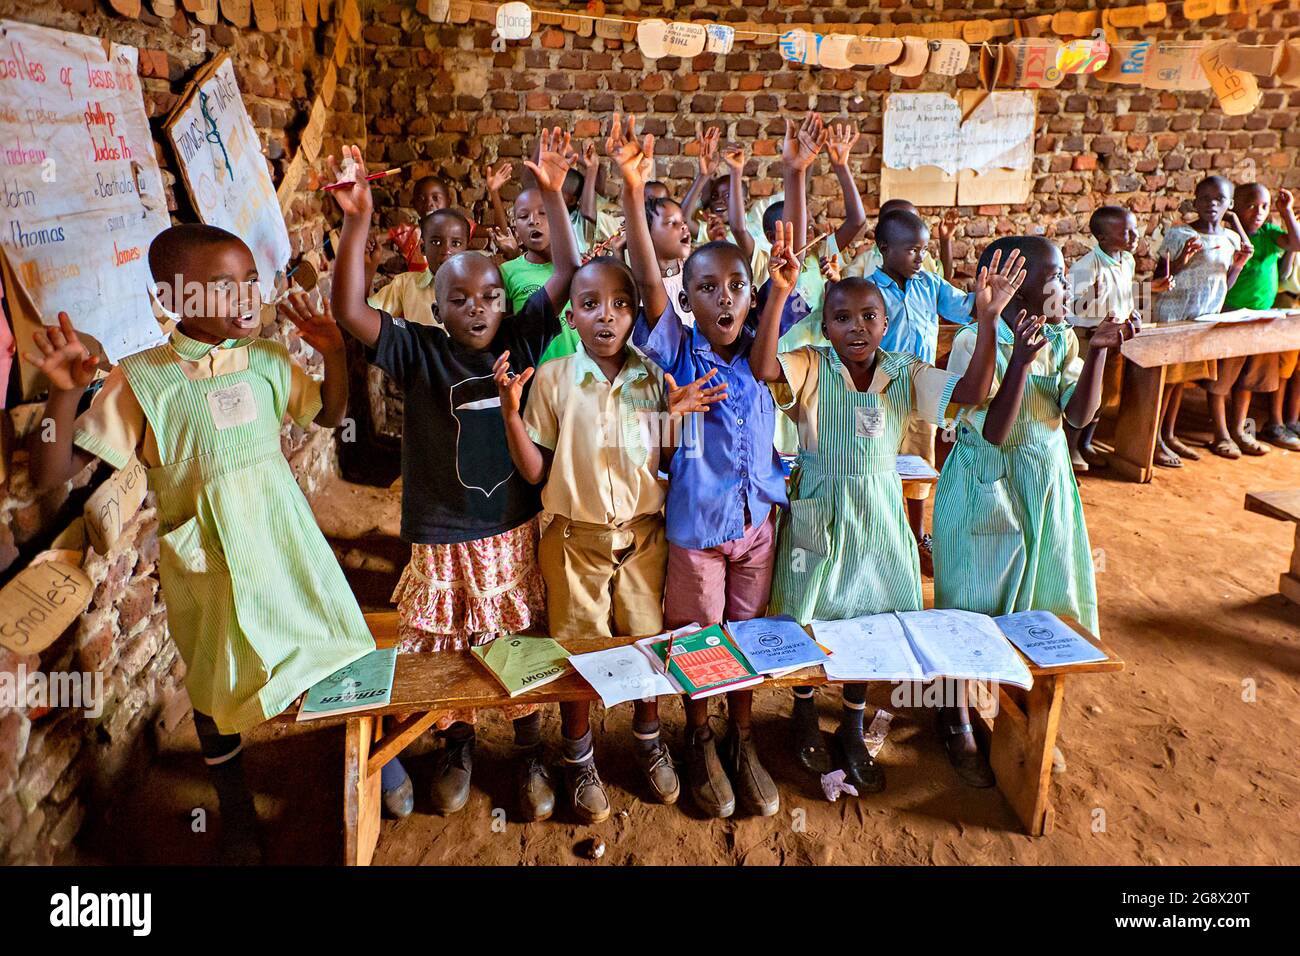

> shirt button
[738,418,744,425]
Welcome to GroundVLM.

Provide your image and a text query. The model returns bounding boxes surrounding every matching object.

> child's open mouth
[529,230,544,242]
[845,339,869,356]
[716,312,736,330]
[594,328,617,343]
[233,312,259,330]
[469,320,490,335]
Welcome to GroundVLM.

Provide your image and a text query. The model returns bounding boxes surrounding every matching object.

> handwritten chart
[883,92,1036,177]
[0,19,169,391]
[165,53,291,298]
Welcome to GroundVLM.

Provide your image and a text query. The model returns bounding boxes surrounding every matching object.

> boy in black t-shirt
[327,132,579,824]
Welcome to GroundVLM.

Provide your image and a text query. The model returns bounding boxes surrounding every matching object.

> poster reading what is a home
[165,52,291,300]
[0,19,170,389]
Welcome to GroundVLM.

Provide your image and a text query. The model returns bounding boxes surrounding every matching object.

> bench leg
[1281,525,1300,605]
[1110,362,1165,483]
[344,715,382,867]
[989,675,1065,837]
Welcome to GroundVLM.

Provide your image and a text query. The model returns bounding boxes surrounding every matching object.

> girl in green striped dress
[27,224,375,864]
[933,236,1136,783]
[751,249,1028,793]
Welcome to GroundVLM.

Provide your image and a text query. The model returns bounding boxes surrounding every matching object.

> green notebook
[296,647,396,721]
[642,623,763,699]
[471,636,572,697]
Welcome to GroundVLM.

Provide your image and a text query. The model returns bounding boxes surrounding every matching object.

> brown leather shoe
[564,760,610,823]
[637,739,680,805]
[723,727,779,817]
[430,733,474,815]
[514,746,555,822]
[686,726,735,818]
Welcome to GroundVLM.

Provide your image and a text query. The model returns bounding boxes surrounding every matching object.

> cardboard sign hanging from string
[847,36,903,67]
[1279,39,1300,86]
[1143,42,1210,91]
[220,0,250,26]
[1056,36,1109,75]
[1231,43,1282,77]
[0,560,94,656]
[495,1,532,40]
[780,29,822,66]
[1096,42,1148,85]
[637,18,668,58]
[705,24,735,55]
[927,39,970,76]
[817,34,854,70]
[889,37,929,76]
[663,22,706,57]
[1200,41,1262,115]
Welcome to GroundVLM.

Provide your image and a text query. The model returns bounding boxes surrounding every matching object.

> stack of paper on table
[1193,308,1291,323]
[297,647,397,721]
[811,609,1033,689]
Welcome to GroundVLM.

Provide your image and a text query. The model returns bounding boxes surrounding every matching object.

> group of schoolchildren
[20,105,1296,863]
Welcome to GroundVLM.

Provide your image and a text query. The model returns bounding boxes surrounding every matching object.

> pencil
[321,167,403,191]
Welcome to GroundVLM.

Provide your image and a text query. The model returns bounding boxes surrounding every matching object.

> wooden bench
[1111,311,1300,482]
[1245,489,1300,605]
[282,612,1122,865]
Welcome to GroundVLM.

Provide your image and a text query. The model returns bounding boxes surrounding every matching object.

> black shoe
[686,726,735,818]
[937,713,995,789]
[514,746,555,822]
[430,732,474,814]
[835,722,885,793]
[723,727,779,817]
[791,700,833,774]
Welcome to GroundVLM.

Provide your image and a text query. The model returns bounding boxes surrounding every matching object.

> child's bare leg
[560,700,609,822]
[193,711,261,865]
[1286,374,1300,426]
[1232,387,1269,455]
[633,697,678,804]
[1155,384,1183,466]
[836,683,885,792]
[727,689,753,729]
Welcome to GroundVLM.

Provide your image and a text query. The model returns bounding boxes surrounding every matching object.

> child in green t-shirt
[1224,184,1300,451]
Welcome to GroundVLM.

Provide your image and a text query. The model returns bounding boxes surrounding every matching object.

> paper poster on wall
[0,20,170,398]
[165,53,293,299]
[0,559,93,655]
[1142,42,1210,91]
[882,92,1035,207]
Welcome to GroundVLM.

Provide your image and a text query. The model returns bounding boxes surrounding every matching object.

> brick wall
[358,0,1300,274]
[0,0,351,863]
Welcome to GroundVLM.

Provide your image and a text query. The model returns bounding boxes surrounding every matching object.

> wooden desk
[1111,311,1300,482]
[283,612,1122,865]
[1245,489,1300,604]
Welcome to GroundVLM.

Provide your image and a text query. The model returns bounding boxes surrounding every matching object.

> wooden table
[1245,489,1300,604]
[282,612,1123,865]
[1111,311,1300,482]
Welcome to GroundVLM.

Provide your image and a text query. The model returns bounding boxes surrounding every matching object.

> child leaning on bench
[326,133,579,823]
[25,225,375,864]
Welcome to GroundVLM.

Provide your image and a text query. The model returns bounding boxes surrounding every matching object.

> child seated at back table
[1221,183,1300,451]
[26,225,375,864]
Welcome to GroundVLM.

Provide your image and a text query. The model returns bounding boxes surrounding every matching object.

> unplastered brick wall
[0,0,352,863]
[357,0,1300,273]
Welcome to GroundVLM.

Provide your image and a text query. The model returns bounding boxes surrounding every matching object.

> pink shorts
[663,510,779,630]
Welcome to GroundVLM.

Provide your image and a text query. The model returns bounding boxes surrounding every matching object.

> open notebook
[811,609,1033,689]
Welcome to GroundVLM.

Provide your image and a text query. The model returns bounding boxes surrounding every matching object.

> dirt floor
[77,395,1300,866]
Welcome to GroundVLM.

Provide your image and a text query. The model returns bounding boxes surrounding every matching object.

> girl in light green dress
[751,241,1024,794]
[934,236,1135,782]
[27,224,374,864]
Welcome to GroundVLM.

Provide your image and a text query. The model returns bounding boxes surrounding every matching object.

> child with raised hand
[618,112,805,819]
[1066,204,1143,471]
[1153,175,1250,460]
[934,237,1134,657]
[868,207,976,573]
[842,200,954,282]
[26,225,375,864]
[751,241,1024,793]
[326,132,579,824]
[1222,184,1300,451]
[494,243,724,822]
[367,207,471,327]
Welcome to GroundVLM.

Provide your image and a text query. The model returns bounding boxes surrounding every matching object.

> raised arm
[981,310,1045,446]
[326,145,383,348]
[1225,212,1254,289]
[277,293,349,428]
[680,124,720,224]
[579,143,600,226]
[949,249,1025,407]
[526,128,581,313]
[22,312,100,489]
[1063,313,1136,429]
[493,352,550,485]
[1277,189,1300,253]
[826,123,866,253]
[485,161,513,232]
[722,144,755,262]
[936,209,958,283]
[782,112,825,251]
[751,221,801,383]
[610,113,669,323]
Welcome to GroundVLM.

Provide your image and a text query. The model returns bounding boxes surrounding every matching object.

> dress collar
[168,327,253,360]
[573,345,649,388]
